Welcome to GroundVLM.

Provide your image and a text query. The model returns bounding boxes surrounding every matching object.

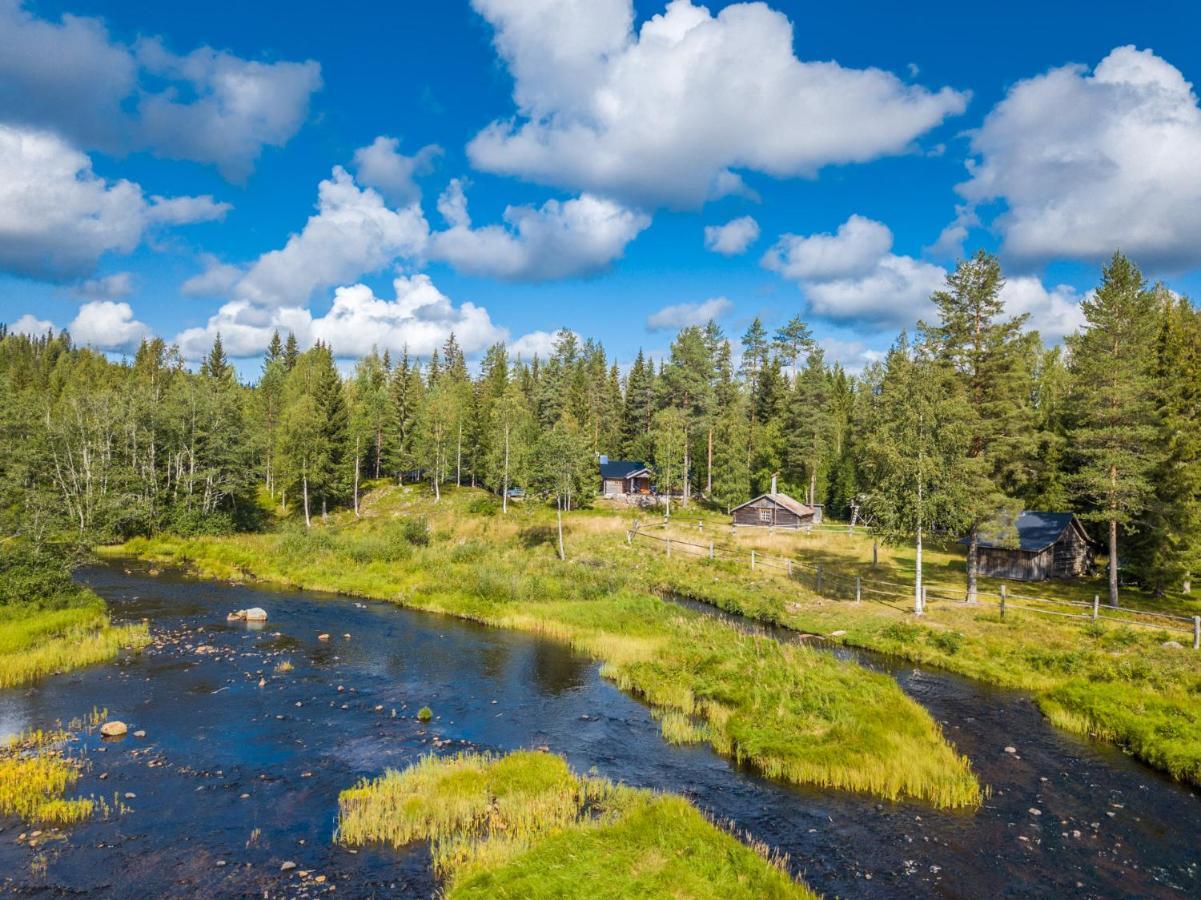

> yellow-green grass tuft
[0,729,95,827]
[0,602,149,689]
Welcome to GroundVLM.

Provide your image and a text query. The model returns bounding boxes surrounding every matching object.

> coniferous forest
[2,251,1197,606]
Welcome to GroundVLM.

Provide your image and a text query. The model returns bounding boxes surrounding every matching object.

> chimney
[770,474,777,495]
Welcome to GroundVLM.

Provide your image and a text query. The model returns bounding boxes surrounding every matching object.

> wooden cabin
[599,457,652,497]
[730,481,816,529]
[972,511,1098,582]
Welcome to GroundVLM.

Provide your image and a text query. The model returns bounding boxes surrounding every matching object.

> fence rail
[627,527,1201,648]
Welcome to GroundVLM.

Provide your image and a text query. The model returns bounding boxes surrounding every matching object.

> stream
[0,561,1198,897]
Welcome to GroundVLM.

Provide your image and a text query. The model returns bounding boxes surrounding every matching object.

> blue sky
[3,0,1201,374]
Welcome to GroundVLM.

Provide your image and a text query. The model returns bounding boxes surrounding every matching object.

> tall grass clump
[0,729,95,827]
[337,751,813,899]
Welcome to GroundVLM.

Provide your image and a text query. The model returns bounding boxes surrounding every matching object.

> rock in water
[244,607,268,621]
[100,721,128,737]
[227,610,246,621]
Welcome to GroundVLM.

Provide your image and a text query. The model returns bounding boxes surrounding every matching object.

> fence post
[999,584,1006,620]
[1092,595,1099,622]
[787,559,793,577]
[626,530,632,545]
[709,541,714,560]
[921,584,928,611]
[1194,616,1200,650]
[855,576,862,603]
[666,538,672,558]
[750,550,756,571]
[872,540,878,571]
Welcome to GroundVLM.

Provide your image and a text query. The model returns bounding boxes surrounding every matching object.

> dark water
[0,562,1197,897]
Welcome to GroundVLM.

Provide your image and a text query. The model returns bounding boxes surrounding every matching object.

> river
[0,562,1197,897]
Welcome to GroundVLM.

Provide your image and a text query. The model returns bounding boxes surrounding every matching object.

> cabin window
[758,508,773,524]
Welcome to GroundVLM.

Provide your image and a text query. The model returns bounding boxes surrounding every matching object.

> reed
[0,729,94,826]
[0,605,148,689]
[337,751,813,898]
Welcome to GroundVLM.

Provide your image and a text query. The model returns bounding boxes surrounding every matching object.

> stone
[133,730,146,738]
[830,630,847,637]
[100,721,128,738]
[281,861,297,872]
[1004,746,1017,754]
[244,607,268,621]
[1162,640,1183,649]
[318,633,330,641]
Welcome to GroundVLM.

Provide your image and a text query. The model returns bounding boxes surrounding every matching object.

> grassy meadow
[109,484,982,809]
[337,750,814,899]
[640,515,1201,786]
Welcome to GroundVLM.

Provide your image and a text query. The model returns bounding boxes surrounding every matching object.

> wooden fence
[628,527,1201,648]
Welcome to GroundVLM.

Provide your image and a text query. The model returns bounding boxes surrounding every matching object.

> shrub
[467,494,500,516]
[927,630,965,655]
[417,706,433,722]
[402,517,431,547]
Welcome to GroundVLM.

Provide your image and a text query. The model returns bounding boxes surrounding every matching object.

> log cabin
[971,511,1098,582]
[599,457,652,497]
[730,478,816,529]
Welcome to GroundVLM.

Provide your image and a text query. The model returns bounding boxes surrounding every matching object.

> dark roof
[600,459,648,479]
[974,511,1093,553]
[730,492,815,518]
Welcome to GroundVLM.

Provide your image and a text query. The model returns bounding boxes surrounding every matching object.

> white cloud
[703,216,759,255]
[173,274,505,360]
[762,215,947,326]
[68,300,151,353]
[75,271,133,300]
[818,336,887,374]
[468,0,967,207]
[428,183,649,281]
[949,46,1201,269]
[352,136,442,206]
[181,254,243,297]
[0,124,228,280]
[233,166,429,308]
[508,329,567,359]
[646,296,732,331]
[998,276,1087,342]
[9,313,54,336]
[0,2,321,181]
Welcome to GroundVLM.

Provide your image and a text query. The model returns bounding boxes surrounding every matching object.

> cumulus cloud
[0,124,228,280]
[75,271,133,300]
[998,276,1087,342]
[946,46,1201,269]
[0,1,321,180]
[703,216,759,255]
[9,313,54,336]
[181,254,243,298]
[233,166,429,308]
[467,0,967,207]
[818,336,887,374]
[68,299,151,352]
[173,274,505,360]
[762,215,947,326]
[428,181,650,280]
[352,136,442,206]
[507,329,569,359]
[646,296,733,331]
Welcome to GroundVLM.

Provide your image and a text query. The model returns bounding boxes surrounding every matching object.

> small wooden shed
[973,511,1098,582]
[730,485,816,530]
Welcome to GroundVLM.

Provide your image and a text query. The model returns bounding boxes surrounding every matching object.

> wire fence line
[627,526,1201,648]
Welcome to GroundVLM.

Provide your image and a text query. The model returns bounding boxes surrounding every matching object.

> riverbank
[337,750,814,898]
[106,486,981,810]
[637,524,1201,788]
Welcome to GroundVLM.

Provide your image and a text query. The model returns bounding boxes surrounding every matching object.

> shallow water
[0,562,1197,897]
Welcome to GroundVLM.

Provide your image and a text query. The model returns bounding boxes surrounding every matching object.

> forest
[1,250,1197,606]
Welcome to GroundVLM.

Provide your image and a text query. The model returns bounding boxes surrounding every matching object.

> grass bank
[107,486,981,809]
[638,521,1201,786]
[337,750,813,899]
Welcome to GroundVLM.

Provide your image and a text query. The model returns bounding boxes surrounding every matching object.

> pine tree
[283,333,300,371]
[1068,253,1161,605]
[200,333,234,384]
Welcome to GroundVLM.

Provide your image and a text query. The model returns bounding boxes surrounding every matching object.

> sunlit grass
[108,486,982,809]
[337,751,813,898]
[0,602,149,689]
[0,729,94,827]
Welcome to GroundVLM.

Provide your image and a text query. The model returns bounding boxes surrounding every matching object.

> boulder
[1162,640,1184,649]
[244,607,268,621]
[100,721,128,737]
[317,633,330,641]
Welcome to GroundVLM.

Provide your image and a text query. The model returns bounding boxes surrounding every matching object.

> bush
[162,504,236,537]
[401,517,431,547]
[927,630,964,655]
[467,494,500,516]
[0,543,90,610]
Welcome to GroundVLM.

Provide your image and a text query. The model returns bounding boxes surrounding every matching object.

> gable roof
[730,492,815,518]
[975,511,1096,553]
[600,459,649,479]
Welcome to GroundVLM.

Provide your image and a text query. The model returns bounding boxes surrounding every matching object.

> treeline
[1,251,1197,601]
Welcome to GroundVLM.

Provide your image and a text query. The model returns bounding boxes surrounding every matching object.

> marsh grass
[108,488,982,809]
[337,751,813,898]
[0,728,94,826]
[0,602,149,689]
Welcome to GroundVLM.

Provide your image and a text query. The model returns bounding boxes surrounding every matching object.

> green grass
[637,523,1201,787]
[0,600,149,689]
[0,725,99,827]
[337,750,813,899]
[106,485,981,809]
